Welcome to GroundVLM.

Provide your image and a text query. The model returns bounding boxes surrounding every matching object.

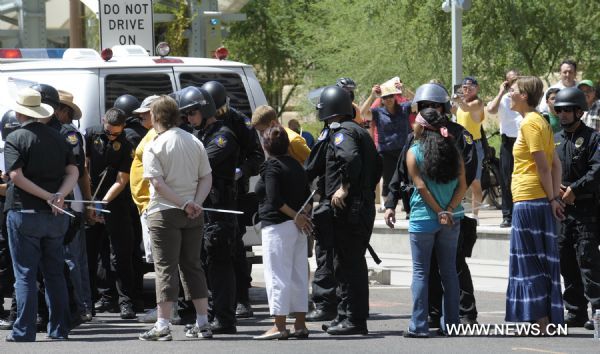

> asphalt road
[0,284,596,354]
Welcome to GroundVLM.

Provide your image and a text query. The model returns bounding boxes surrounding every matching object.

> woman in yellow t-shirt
[505,76,565,333]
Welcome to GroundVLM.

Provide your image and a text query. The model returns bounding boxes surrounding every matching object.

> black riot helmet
[0,110,20,140]
[30,83,60,109]
[201,81,228,109]
[113,94,141,117]
[336,77,356,101]
[413,83,452,114]
[553,87,588,111]
[179,86,216,118]
[316,86,354,121]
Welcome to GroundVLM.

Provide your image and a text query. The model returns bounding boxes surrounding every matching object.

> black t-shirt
[255,155,310,227]
[84,125,133,201]
[4,121,76,211]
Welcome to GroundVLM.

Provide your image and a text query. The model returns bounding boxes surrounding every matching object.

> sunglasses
[420,102,442,109]
[554,106,577,113]
[104,128,122,137]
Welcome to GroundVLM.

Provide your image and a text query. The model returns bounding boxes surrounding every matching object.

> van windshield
[179,72,252,117]
[105,73,173,112]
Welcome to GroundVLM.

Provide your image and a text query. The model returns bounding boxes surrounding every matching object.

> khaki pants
[147,208,208,303]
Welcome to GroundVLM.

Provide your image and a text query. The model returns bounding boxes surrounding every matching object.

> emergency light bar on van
[0,48,66,59]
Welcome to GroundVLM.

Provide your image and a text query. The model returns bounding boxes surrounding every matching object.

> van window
[179,73,252,117]
[104,74,173,111]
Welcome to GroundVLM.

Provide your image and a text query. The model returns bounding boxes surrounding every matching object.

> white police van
[0,44,266,253]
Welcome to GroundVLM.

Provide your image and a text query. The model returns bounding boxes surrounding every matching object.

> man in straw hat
[4,87,79,341]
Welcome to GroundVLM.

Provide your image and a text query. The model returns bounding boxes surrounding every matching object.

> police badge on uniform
[112,141,121,151]
[333,132,344,145]
[575,137,584,149]
[66,132,79,146]
[244,117,252,128]
[463,131,473,145]
[214,135,227,148]
[94,137,104,150]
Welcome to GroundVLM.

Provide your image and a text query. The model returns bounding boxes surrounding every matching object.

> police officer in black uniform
[311,85,381,335]
[385,83,480,326]
[114,94,144,147]
[180,86,241,333]
[202,81,264,318]
[0,110,19,330]
[85,107,137,319]
[553,87,600,330]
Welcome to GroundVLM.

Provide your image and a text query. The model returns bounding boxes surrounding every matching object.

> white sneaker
[185,323,213,339]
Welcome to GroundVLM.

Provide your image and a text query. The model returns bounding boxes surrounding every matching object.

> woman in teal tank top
[403,108,467,337]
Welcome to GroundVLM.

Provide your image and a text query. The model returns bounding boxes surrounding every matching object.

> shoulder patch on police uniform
[94,137,104,149]
[244,117,252,128]
[318,129,329,141]
[66,132,79,146]
[575,137,584,149]
[333,132,344,145]
[112,141,121,151]
[463,131,473,145]
[213,135,228,148]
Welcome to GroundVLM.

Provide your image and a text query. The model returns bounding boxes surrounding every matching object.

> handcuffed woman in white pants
[254,124,313,340]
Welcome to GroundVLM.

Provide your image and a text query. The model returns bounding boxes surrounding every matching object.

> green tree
[224,0,313,115]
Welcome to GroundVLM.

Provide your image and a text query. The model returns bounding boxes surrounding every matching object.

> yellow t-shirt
[130,128,158,214]
[511,112,554,202]
[285,127,311,165]
[456,107,484,140]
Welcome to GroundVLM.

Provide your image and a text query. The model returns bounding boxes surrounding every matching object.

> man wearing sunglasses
[553,87,600,331]
[85,108,137,320]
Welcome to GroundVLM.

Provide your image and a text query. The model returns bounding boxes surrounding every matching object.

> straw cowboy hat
[12,87,54,119]
[58,89,82,120]
[380,82,402,97]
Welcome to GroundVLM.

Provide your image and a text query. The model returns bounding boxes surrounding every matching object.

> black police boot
[499,218,511,228]
[119,302,136,320]
[326,318,368,335]
[306,308,337,322]
[321,315,345,332]
[427,315,441,329]
[94,298,118,313]
[209,318,237,334]
[564,313,588,327]
[235,302,254,318]
[584,320,594,330]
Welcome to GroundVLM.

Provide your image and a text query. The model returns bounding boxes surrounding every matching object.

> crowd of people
[0,57,599,342]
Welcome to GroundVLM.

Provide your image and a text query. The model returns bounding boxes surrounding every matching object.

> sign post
[99,0,154,55]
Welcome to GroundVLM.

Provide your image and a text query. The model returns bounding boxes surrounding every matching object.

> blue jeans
[7,210,70,341]
[409,223,460,334]
[64,220,92,314]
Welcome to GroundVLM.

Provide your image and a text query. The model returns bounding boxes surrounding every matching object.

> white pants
[262,220,308,316]
[140,212,153,263]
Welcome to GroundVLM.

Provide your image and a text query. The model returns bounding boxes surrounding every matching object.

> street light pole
[451,1,462,89]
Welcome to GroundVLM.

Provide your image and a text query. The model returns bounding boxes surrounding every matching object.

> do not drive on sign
[99,0,154,55]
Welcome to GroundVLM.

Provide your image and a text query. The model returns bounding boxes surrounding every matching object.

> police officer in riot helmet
[0,110,19,140]
[180,85,241,334]
[201,80,264,318]
[553,87,600,330]
[385,82,480,327]
[114,94,144,148]
[311,85,381,335]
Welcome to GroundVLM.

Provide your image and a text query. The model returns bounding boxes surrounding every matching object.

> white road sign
[99,0,154,54]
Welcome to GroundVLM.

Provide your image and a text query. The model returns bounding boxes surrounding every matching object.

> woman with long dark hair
[403,108,467,337]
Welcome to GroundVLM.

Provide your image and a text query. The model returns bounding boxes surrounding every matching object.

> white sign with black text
[99,0,154,55]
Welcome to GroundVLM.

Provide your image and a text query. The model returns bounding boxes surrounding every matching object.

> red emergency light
[0,49,22,58]
[100,48,113,61]
[215,47,229,60]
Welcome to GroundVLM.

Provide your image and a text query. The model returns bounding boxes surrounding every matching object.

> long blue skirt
[505,198,564,324]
